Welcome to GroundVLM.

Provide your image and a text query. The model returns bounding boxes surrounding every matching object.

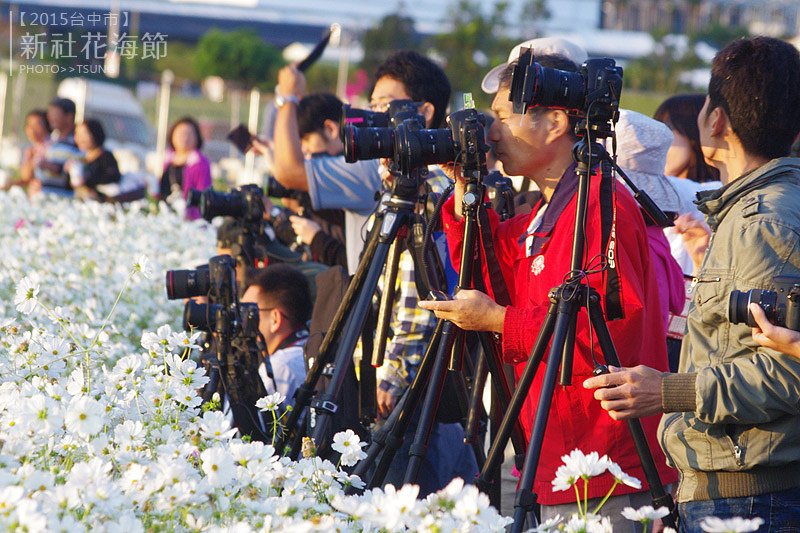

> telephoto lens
[182,300,222,331]
[166,266,211,300]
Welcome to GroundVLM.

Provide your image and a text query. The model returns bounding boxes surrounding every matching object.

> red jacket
[441,166,677,505]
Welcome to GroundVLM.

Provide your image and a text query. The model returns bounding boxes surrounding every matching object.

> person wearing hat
[606,110,687,328]
[421,40,676,529]
[584,36,800,529]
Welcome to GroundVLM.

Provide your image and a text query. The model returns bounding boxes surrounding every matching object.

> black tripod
[471,134,677,532]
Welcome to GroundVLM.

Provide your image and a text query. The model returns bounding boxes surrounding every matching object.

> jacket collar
[697,158,800,230]
[525,162,579,255]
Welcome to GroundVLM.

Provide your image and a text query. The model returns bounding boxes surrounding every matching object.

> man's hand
[582,365,666,420]
[418,289,505,333]
[750,302,800,358]
[290,215,321,245]
[277,65,306,99]
[674,213,711,273]
[376,388,396,419]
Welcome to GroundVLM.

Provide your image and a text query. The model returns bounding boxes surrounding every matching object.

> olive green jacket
[658,158,800,503]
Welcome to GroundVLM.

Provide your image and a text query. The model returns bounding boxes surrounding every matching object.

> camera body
[188,184,265,224]
[341,100,488,179]
[510,48,623,134]
[728,276,800,331]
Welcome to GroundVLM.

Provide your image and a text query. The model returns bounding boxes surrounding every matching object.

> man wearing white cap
[421,41,677,529]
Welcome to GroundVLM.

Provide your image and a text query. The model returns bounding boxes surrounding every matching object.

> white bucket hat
[481,37,589,94]
[606,109,685,214]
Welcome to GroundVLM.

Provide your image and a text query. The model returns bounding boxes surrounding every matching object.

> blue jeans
[678,486,800,532]
[378,421,478,498]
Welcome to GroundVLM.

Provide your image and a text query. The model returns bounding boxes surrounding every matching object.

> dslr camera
[510,48,623,133]
[728,276,800,331]
[188,184,264,224]
[165,255,271,441]
[340,98,489,184]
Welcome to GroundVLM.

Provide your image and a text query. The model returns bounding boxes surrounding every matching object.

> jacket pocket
[692,269,734,361]
[660,413,743,471]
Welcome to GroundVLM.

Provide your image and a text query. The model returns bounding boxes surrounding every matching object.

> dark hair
[168,116,204,151]
[80,118,106,147]
[246,264,312,330]
[49,97,76,116]
[499,54,581,140]
[26,109,51,133]
[654,94,720,183]
[707,36,800,160]
[373,50,451,127]
[297,93,343,138]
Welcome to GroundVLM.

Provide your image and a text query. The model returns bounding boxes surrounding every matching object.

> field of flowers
[0,191,512,532]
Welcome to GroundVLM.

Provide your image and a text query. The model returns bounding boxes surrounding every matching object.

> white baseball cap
[481,37,589,94]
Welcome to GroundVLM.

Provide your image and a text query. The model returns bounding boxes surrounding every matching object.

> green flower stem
[574,483,582,516]
[583,477,588,516]
[592,479,620,515]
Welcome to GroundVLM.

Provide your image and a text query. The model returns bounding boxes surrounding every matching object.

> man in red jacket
[420,47,677,527]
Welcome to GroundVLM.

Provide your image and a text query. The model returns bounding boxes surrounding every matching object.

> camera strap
[599,160,623,320]
[478,206,512,307]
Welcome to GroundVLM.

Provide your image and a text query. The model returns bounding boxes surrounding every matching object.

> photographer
[263,71,381,274]
[241,264,312,410]
[420,40,676,527]
[583,37,800,529]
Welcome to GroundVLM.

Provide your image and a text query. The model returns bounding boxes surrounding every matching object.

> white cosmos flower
[133,254,152,279]
[256,392,286,412]
[198,410,238,441]
[331,429,367,466]
[200,446,235,488]
[700,516,765,533]
[167,330,201,352]
[621,505,671,522]
[560,449,611,479]
[531,514,563,532]
[14,275,40,315]
[65,395,105,437]
[607,461,642,489]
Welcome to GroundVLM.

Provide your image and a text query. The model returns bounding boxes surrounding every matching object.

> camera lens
[183,300,219,331]
[728,289,778,327]
[728,290,751,325]
[395,126,456,169]
[343,126,395,163]
[200,190,246,221]
[166,267,211,300]
[533,64,586,111]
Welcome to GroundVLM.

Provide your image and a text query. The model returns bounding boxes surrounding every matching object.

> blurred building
[600,0,800,37]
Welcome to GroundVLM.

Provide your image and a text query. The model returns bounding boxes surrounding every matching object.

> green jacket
[658,158,800,503]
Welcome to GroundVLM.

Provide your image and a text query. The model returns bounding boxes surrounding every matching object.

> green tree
[623,30,704,93]
[194,28,282,89]
[360,13,421,76]
[429,0,516,108]
[690,21,749,49]
[154,41,200,82]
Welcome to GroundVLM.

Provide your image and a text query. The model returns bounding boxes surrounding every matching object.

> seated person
[240,264,312,411]
[65,119,121,200]
[37,97,81,195]
[12,110,51,193]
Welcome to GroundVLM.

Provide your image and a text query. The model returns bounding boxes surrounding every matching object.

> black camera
[342,101,488,177]
[188,184,265,224]
[165,255,237,303]
[510,48,623,128]
[728,277,800,331]
[183,299,260,337]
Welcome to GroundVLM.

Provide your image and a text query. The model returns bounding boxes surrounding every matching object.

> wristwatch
[275,92,299,108]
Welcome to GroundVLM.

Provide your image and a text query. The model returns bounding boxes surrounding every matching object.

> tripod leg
[403,320,458,485]
[310,211,410,452]
[587,295,678,529]
[278,221,383,455]
[464,349,488,446]
[352,320,444,487]
[476,297,558,490]
[511,294,579,533]
[371,237,403,367]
